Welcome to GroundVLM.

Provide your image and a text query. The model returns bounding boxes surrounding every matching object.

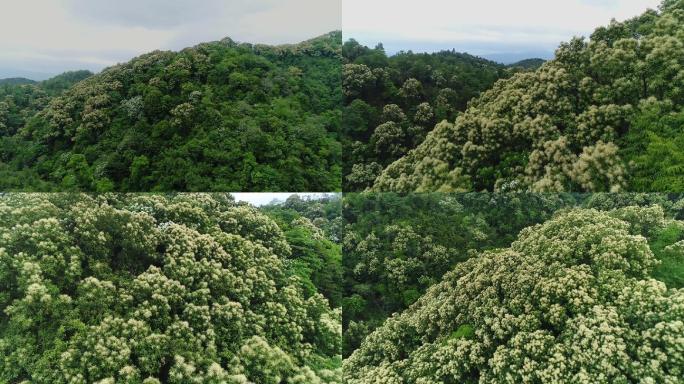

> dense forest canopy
[372,1,684,193]
[0,32,342,192]
[344,201,684,383]
[342,193,684,361]
[0,193,342,383]
[341,193,575,356]
[341,40,513,190]
[261,194,344,308]
[0,71,93,134]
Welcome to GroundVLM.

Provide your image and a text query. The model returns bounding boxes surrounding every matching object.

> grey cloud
[1,0,340,80]
[62,0,268,28]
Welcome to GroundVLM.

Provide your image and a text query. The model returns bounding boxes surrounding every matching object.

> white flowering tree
[0,194,341,383]
[344,206,683,383]
[341,39,507,191]
[373,1,684,192]
[341,193,577,357]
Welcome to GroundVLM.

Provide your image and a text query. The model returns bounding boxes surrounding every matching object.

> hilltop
[0,32,342,192]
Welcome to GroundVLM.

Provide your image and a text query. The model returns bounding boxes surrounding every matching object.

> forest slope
[0,193,342,383]
[345,204,684,383]
[0,32,342,192]
[342,193,684,360]
[341,193,575,356]
[372,1,684,192]
[342,42,510,190]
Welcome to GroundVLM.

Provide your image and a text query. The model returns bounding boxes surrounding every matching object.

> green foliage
[0,194,341,383]
[261,194,343,307]
[341,192,576,356]
[372,2,684,192]
[622,100,684,191]
[40,71,94,95]
[342,192,684,362]
[507,58,546,70]
[341,40,510,190]
[0,71,94,190]
[448,324,474,341]
[649,222,684,288]
[345,206,684,383]
[0,78,36,86]
[0,33,342,192]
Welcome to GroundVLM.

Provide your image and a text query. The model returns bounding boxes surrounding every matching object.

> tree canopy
[341,192,684,363]
[261,194,344,308]
[341,193,577,356]
[341,40,511,190]
[0,32,342,192]
[372,1,684,192]
[0,193,341,383]
[344,204,684,383]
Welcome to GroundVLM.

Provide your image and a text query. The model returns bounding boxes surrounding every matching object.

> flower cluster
[344,206,683,383]
[0,193,341,383]
[372,3,684,192]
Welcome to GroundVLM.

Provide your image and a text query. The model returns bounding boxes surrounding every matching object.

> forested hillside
[341,193,576,356]
[372,1,684,192]
[344,198,684,383]
[0,71,93,134]
[507,58,546,70]
[0,193,342,383]
[262,194,343,308]
[342,193,684,360]
[342,41,510,190]
[0,32,342,192]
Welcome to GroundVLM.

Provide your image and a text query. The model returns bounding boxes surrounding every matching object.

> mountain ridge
[0,77,37,85]
[0,31,343,191]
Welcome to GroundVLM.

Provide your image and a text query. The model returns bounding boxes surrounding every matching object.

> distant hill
[482,51,554,65]
[0,77,37,85]
[39,70,93,94]
[0,32,342,192]
[0,71,92,94]
[507,58,546,70]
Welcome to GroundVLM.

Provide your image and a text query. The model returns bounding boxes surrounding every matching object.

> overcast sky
[232,193,339,206]
[343,0,662,63]
[0,0,340,80]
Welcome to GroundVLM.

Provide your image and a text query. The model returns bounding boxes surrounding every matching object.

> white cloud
[62,0,251,28]
[0,0,340,79]
[234,0,341,44]
[0,1,172,57]
[343,0,662,58]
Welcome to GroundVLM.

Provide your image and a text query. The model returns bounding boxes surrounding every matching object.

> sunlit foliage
[345,205,684,383]
[372,1,684,192]
[0,194,341,383]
